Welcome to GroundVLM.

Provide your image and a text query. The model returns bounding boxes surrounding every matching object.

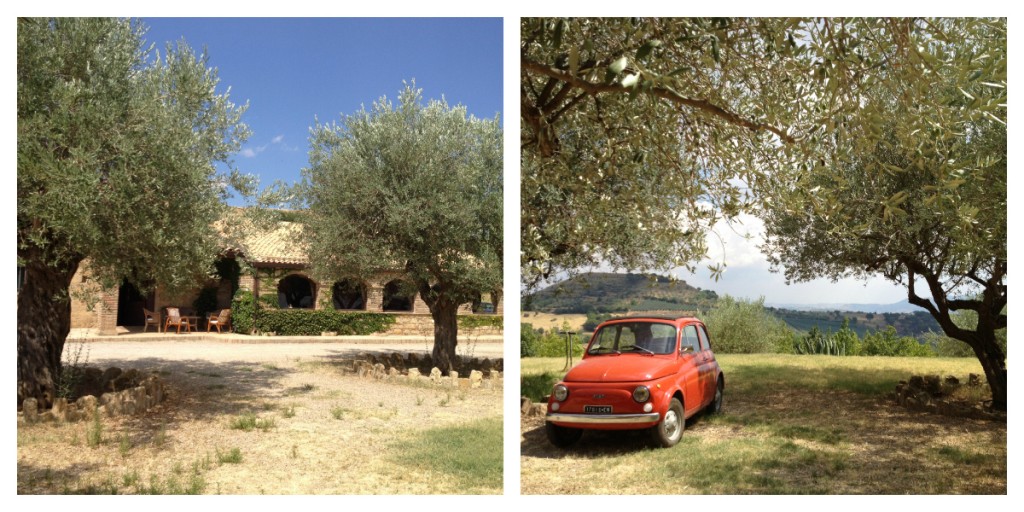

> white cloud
[701,213,766,268]
[240,145,267,158]
[271,135,284,144]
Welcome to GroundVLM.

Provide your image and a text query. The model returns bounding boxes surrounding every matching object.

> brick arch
[332,278,367,310]
[381,279,415,312]
[277,273,317,309]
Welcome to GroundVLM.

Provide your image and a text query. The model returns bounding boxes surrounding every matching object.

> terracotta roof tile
[241,221,307,265]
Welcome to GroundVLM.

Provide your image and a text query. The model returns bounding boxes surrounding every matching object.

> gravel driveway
[73,339,504,366]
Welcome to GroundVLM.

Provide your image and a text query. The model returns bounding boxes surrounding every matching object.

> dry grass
[521,312,588,333]
[18,354,502,494]
[521,355,1006,494]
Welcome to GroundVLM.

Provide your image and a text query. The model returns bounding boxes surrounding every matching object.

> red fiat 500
[545,316,724,448]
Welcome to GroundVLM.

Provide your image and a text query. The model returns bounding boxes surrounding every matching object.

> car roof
[602,315,701,323]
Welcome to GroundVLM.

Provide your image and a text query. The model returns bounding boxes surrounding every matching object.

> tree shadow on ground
[521,386,1007,493]
[521,412,714,460]
[75,357,297,424]
[18,460,109,494]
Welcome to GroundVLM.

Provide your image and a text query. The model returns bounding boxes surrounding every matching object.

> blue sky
[139,17,503,205]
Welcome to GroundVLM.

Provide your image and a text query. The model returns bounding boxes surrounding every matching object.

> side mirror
[680,345,694,354]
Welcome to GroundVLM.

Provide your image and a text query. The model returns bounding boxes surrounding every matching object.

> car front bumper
[546,412,661,424]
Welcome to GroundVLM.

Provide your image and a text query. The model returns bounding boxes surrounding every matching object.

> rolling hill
[523,272,718,314]
[524,272,941,338]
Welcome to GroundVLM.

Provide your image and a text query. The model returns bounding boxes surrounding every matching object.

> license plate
[584,405,612,414]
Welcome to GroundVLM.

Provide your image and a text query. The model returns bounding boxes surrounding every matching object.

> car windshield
[587,322,677,355]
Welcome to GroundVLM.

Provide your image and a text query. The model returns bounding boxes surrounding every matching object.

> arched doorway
[117,279,154,326]
[277,274,316,309]
[332,279,366,310]
[382,279,414,312]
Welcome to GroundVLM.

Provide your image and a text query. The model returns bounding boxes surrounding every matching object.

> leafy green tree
[861,327,934,358]
[301,84,502,372]
[760,18,1006,408]
[520,17,949,287]
[704,295,794,353]
[17,18,251,407]
[833,318,862,357]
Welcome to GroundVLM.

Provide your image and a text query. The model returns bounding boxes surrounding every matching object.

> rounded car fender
[649,380,678,413]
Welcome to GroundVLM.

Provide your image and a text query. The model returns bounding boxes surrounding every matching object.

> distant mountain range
[766,301,921,314]
[525,272,939,338]
[524,272,719,314]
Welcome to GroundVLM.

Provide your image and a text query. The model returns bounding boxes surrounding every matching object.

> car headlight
[553,384,569,402]
[632,385,650,403]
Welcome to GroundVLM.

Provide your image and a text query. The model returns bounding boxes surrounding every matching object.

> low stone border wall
[520,397,546,417]
[350,351,503,374]
[894,374,1005,422]
[352,359,503,390]
[20,371,167,424]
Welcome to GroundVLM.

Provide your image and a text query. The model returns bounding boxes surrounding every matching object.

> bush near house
[230,289,395,335]
[457,316,503,330]
[257,309,395,336]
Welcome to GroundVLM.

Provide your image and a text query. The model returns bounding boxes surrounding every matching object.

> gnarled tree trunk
[968,333,1007,411]
[428,298,460,373]
[17,257,80,409]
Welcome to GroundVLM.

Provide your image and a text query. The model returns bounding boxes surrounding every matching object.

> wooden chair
[164,307,190,334]
[143,308,161,333]
[207,308,232,333]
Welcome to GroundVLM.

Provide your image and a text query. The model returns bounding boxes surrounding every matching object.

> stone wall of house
[69,261,502,334]
[69,267,98,329]
[385,314,435,336]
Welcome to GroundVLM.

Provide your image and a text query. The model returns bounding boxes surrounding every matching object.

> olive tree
[760,18,1007,409]
[301,84,502,372]
[17,18,251,407]
[520,18,971,287]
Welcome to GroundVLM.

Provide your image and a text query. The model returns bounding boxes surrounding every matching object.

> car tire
[545,421,583,448]
[651,397,684,448]
[709,378,724,415]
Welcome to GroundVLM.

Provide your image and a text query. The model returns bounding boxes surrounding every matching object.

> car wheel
[545,421,583,448]
[651,397,684,448]
[709,378,724,414]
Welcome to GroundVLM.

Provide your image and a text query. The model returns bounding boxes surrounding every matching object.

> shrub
[861,326,935,357]
[458,315,503,330]
[704,295,795,353]
[582,312,615,332]
[230,289,256,334]
[255,309,395,336]
[534,329,584,358]
[520,323,539,357]
[230,289,396,336]
[793,320,861,356]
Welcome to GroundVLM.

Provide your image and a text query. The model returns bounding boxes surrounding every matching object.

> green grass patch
[217,447,243,464]
[936,445,994,465]
[521,371,560,402]
[228,413,276,432]
[646,436,848,494]
[391,417,502,493]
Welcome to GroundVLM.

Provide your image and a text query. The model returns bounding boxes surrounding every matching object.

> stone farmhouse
[68,218,502,335]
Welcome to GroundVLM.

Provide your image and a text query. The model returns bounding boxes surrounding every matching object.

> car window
[588,322,677,354]
[590,326,619,353]
[649,323,677,353]
[697,324,710,351]
[681,325,700,353]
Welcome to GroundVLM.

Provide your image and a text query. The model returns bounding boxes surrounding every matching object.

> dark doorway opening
[332,279,366,310]
[382,280,414,312]
[277,275,315,309]
[117,280,154,326]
